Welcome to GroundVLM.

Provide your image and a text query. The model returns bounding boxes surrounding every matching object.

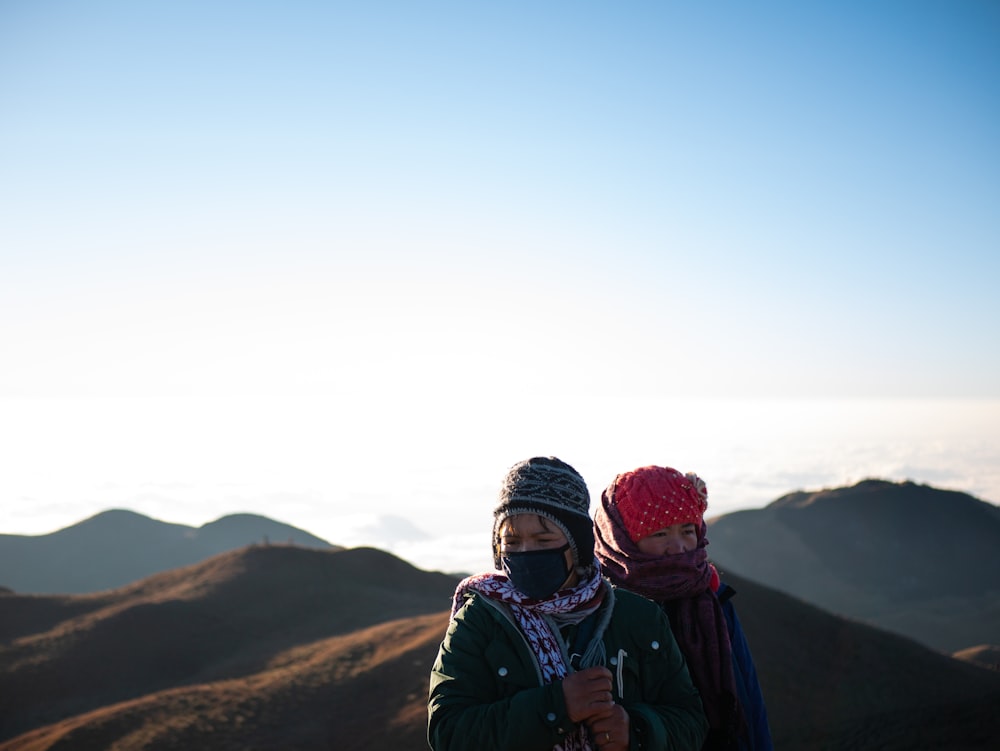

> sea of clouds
[4,397,998,577]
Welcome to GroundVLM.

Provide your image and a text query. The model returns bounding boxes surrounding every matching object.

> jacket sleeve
[427,596,578,751]
[622,597,709,751]
[722,598,774,751]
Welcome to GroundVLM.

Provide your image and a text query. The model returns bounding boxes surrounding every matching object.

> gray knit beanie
[492,456,595,571]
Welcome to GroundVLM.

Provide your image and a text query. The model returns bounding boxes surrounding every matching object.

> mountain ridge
[2,543,998,750]
[5,477,997,654]
[0,510,339,594]
[707,479,1000,652]
[0,545,457,745]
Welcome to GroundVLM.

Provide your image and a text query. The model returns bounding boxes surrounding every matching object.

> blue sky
[3,1,998,399]
[2,2,998,566]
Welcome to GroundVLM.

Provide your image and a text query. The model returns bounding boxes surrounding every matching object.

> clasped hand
[561,666,629,751]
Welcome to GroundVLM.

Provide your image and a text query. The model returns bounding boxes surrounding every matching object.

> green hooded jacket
[428,585,708,751]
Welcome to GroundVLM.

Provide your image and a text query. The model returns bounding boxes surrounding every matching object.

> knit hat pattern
[609,465,709,543]
[492,456,594,569]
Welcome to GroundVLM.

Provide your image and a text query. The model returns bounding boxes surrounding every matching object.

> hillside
[0,544,458,745]
[707,479,1000,652]
[720,570,1000,749]
[0,611,447,751]
[0,509,339,594]
[2,545,999,750]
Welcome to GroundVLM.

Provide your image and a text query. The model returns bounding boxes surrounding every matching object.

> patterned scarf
[594,494,744,751]
[451,566,609,751]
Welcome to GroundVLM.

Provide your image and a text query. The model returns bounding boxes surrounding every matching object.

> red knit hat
[608,465,708,543]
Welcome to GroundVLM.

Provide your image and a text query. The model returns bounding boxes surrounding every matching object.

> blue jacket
[716,582,773,751]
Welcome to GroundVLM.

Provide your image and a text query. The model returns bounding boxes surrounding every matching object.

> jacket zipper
[614,648,628,700]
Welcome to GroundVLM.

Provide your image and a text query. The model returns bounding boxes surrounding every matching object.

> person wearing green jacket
[428,456,708,751]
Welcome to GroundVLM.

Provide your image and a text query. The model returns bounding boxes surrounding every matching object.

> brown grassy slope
[721,569,1000,750]
[4,546,1000,750]
[0,544,458,744]
[0,612,448,751]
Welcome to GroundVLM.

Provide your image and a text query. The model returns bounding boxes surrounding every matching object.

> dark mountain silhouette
[707,479,1000,653]
[0,509,340,594]
[2,545,999,750]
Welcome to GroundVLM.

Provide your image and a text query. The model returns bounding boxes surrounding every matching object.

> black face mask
[501,543,572,600]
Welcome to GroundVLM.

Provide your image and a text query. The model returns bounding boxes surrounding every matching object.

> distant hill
[0,544,459,748]
[0,509,340,594]
[1,545,998,750]
[707,479,1000,653]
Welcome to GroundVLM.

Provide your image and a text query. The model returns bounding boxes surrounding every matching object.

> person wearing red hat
[593,465,773,751]
[428,457,708,751]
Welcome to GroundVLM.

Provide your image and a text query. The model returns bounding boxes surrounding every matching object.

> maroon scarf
[594,491,744,750]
